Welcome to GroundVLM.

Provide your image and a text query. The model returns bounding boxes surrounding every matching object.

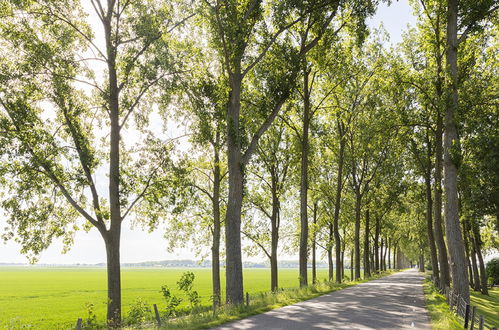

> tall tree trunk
[225,75,244,304]
[387,238,391,270]
[354,193,362,279]
[105,13,122,325]
[419,250,425,272]
[364,209,371,278]
[463,218,474,290]
[334,119,346,283]
[425,131,440,281]
[469,230,481,291]
[340,249,345,280]
[299,66,311,287]
[312,201,318,284]
[350,249,354,281]
[270,184,279,292]
[444,0,470,302]
[327,230,333,281]
[433,5,451,289]
[212,143,222,306]
[380,238,384,271]
[374,217,380,273]
[434,111,450,288]
[471,222,488,295]
[104,233,121,327]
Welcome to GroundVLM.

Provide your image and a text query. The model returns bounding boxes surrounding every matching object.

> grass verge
[156,270,397,329]
[423,279,461,329]
[423,278,499,330]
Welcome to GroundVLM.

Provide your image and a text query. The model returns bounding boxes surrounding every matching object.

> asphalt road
[213,269,430,329]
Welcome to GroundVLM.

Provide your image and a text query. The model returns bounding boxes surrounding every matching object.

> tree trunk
[270,180,280,292]
[444,0,470,303]
[334,119,346,283]
[419,250,425,272]
[225,75,244,304]
[364,208,371,278]
[433,6,451,289]
[299,66,311,287]
[312,201,318,284]
[340,249,345,280]
[350,249,354,281]
[104,233,121,327]
[374,217,380,273]
[106,14,122,325]
[434,111,450,289]
[327,233,333,282]
[463,218,474,290]
[212,143,222,306]
[387,238,391,270]
[471,222,488,295]
[425,131,440,281]
[469,231,481,291]
[354,193,362,279]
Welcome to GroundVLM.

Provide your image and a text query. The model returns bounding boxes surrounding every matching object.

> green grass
[470,287,499,329]
[0,267,337,329]
[423,279,462,329]
[423,278,499,330]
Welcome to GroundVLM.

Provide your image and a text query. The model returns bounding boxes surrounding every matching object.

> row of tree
[0,0,497,327]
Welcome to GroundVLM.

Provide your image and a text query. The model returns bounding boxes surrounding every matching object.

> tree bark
[333,119,346,283]
[225,75,244,304]
[432,2,451,289]
[270,191,279,292]
[434,110,451,288]
[425,131,440,281]
[374,216,380,273]
[444,0,470,303]
[299,66,311,287]
[469,229,481,291]
[104,233,121,327]
[364,208,371,278]
[105,11,122,326]
[312,201,318,284]
[463,218,475,290]
[354,193,362,279]
[212,142,222,306]
[387,238,391,270]
[350,249,354,281]
[471,222,488,295]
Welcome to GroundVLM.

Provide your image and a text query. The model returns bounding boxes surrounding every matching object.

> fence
[431,276,497,330]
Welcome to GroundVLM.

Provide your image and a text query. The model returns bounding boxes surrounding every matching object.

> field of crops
[0,267,330,329]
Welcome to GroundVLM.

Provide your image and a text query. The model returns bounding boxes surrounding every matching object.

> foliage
[124,298,152,326]
[161,285,183,318]
[486,258,499,285]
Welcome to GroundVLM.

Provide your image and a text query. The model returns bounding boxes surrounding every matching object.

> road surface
[214,269,430,329]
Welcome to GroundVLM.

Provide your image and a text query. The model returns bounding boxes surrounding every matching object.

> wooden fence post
[153,304,161,327]
[464,304,470,329]
[478,315,484,330]
[246,292,249,306]
[470,306,476,329]
[75,318,82,330]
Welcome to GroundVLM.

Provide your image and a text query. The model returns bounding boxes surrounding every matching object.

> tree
[243,120,294,291]
[0,0,187,325]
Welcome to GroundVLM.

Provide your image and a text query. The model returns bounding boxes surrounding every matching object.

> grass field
[0,267,332,329]
[423,277,499,329]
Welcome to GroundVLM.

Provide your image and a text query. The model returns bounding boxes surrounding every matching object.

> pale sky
[0,1,416,265]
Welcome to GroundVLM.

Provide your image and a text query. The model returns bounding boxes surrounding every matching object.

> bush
[161,285,182,317]
[125,298,151,325]
[486,258,499,286]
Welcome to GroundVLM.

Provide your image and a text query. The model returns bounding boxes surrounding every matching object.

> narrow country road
[214,269,430,329]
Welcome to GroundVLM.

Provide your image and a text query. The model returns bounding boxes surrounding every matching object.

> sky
[0,1,417,265]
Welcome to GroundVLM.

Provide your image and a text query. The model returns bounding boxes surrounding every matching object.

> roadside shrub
[486,258,499,286]
[161,285,182,317]
[83,302,97,327]
[178,271,200,309]
[125,298,151,325]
